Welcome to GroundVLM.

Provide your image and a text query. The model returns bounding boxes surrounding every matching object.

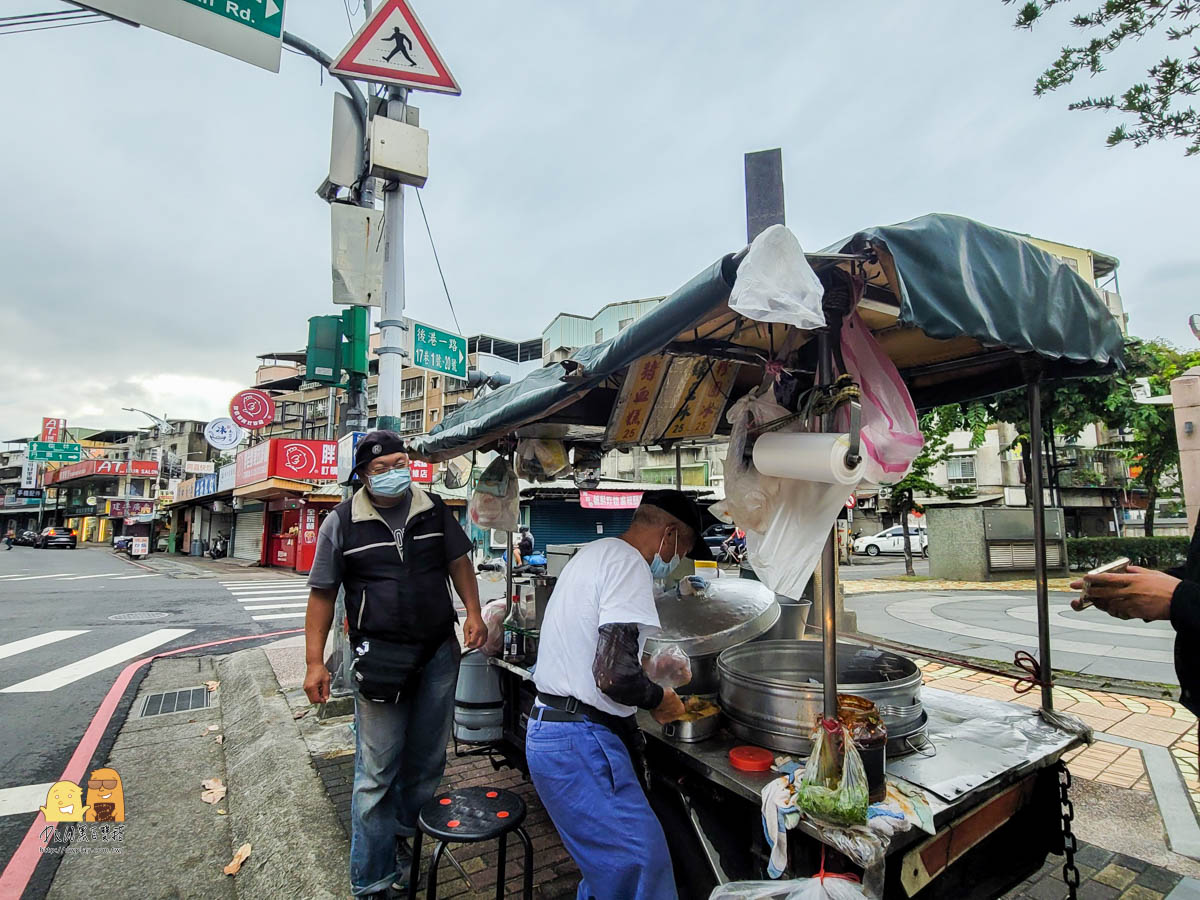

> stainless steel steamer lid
[717,640,922,693]
[645,580,781,658]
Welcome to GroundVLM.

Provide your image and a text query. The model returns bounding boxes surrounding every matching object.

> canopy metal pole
[506,450,515,616]
[818,333,839,721]
[1027,380,1054,711]
[675,446,682,489]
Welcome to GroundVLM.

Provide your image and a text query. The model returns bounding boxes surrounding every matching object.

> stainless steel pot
[645,580,780,696]
[718,641,925,755]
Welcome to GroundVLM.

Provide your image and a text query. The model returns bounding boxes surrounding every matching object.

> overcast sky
[3,0,1197,442]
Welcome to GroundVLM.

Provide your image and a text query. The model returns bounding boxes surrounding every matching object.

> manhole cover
[107,612,170,621]
[139,687,209,718]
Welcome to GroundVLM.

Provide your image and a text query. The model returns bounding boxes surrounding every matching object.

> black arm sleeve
[592,623,665,711]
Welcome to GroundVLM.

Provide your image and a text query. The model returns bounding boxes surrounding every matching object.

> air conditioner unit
[232,497,244,511]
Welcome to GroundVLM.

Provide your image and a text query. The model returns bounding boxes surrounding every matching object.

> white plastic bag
[515,439,569,481]
[710,390,792,532]
[479,598,508,658]
[468,457,519,532]
[729,225,826,330]
[709,878,865,900]
[643,644,692,689]
[835,311,923,484]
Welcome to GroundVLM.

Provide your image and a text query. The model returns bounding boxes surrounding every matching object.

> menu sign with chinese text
[605,355,670,447]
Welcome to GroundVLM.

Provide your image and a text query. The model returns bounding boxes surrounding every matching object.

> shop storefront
[232,439,339,570]
[166,465,237,556]
[44,458,160,544]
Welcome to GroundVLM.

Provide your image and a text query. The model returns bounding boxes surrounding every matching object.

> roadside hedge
[1066,536,1190,571]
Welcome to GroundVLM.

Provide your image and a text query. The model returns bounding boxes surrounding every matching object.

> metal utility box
[369,115,429,187]
[927,506,1070,581]
[546,543,589,578]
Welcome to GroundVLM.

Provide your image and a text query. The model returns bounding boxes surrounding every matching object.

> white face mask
[649,529,681,579]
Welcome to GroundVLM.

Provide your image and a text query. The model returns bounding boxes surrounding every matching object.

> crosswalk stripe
[227,587,310,595]
[112,574,160,580]
[0,574,77,582]
[238,595,306,602]
[251,612,306,621]
[0,783,55,818]
[242,602,308,611]
[218,580,304,587]
[61,574,122,581]
[0,629,194,693]
[0,631,89,662]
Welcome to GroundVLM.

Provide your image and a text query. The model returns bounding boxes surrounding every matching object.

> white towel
[760,774,798,878]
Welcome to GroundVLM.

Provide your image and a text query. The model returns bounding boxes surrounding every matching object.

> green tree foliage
[883,405,987,575]
[983,340,1200,535]
[1006,0,1200,155]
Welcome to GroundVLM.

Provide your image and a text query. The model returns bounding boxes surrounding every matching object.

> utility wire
[415,189,462,335]
[0,16,109,36]
[0,9,98,22]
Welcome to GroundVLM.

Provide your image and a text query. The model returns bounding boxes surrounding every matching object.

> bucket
[454,651,503,744]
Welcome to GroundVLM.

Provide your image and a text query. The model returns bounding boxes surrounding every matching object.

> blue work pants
[526,713,677,900]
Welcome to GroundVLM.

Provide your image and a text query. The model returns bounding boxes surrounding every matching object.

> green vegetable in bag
[797,718,869,827]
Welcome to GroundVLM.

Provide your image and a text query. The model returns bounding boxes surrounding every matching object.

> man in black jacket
[303,431,486,898]
[1072,524,1200,716]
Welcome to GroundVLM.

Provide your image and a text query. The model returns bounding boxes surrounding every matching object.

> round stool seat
[418,787,527,843]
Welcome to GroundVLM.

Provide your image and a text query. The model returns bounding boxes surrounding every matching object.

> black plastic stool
[408,786,533,900]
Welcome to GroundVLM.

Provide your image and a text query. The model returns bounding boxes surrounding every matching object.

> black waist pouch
[350,633,449,703]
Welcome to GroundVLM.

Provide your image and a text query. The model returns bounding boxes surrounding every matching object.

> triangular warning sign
[330,0,460,95]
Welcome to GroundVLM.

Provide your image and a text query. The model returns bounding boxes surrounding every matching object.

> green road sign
[28,441,82,462]
[411,321,467,379]
[180,0,283,38]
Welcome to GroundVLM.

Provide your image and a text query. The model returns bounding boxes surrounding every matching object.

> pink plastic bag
[836,312,923,483]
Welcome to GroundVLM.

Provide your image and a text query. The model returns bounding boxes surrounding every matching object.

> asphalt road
[847,589,1178,685]
[0,546,307,896]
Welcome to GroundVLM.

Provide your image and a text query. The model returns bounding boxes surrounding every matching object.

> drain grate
[108,612,169,621]
[139,686,209,718]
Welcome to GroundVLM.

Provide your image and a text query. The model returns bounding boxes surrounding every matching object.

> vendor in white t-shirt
[527,490,713,900]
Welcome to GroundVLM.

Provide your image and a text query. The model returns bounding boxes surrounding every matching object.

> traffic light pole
[375,88,408,434]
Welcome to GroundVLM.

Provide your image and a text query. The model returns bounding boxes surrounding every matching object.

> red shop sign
[410,460,433,483]
[229,389,276,430]
[579,490,643,510]
[271,440,338,481]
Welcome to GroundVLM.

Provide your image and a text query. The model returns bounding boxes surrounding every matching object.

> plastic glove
[676,576,709,598]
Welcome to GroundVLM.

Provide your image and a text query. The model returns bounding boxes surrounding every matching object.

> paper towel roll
[751,432,864,485]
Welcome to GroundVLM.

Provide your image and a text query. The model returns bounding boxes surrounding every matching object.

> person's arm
[449,554,486,649]
[303,587,337,704]
[592,624,685,723]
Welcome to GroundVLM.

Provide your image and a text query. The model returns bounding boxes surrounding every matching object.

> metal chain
[1058,762,1080,898]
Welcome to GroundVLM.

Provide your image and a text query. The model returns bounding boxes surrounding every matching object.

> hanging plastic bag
[643,644,692,689]
[469,457,519,532]
[479,598,508,658]
[835,312,923,484]
[729,225,826,330]
[515,439,569,482]
[710,390,792,532]
[797,719,869,828]
[709,877,865,900]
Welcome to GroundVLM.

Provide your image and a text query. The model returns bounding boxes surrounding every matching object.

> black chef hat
[638,489,713,561]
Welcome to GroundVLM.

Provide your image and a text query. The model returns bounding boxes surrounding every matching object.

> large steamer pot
[718,641,924,755]
[644,580,780,696]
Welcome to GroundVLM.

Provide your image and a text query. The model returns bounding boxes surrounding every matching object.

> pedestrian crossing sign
[330,0,461,95]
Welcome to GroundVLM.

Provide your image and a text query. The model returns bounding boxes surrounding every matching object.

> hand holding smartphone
[1074,557,1130,610]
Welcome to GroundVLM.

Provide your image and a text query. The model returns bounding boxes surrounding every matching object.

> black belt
[535,693,637,737]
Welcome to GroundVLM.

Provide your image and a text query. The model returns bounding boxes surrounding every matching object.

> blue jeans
[525,713,677,900]
[349,636,461,896]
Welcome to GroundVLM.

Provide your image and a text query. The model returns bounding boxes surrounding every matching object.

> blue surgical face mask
[649,530,681,579]
[368,467,411,497]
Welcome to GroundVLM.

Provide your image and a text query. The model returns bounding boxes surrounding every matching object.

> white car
[853,526,928,558]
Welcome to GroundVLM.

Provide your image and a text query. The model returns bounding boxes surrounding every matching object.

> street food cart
[413,213,1126,899]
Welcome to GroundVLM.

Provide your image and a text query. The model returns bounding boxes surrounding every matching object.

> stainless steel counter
[639,687,1081,834]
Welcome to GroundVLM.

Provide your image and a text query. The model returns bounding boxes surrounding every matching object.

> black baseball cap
[345,430,408,485]
[639,489,713,561]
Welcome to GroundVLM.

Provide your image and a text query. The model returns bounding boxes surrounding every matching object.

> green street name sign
[28,441,83,462]
[411,322,468,379]
[180,0,283,38]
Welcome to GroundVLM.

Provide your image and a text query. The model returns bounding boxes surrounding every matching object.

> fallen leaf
[292,708,309,720]
[205,680,220,692]
[217,809,227,816]
[215,735,225,745]
[200,778,227,804]
[223,842,251,876]
[205,724,219,733]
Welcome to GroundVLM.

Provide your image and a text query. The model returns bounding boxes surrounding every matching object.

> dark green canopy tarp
[414,214,1125,460]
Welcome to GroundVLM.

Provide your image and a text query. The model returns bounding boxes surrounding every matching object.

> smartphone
[1075,557,1131,610]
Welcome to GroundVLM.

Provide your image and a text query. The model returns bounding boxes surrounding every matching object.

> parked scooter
[208,534,227,560]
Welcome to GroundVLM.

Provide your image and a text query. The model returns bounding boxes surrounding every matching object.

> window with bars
[445,376,469,393]
[401,376,424,401]
[946,454,976,486]
[399,410,424,434]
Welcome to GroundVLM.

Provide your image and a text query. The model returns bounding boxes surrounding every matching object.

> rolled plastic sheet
[751,432,865,485]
